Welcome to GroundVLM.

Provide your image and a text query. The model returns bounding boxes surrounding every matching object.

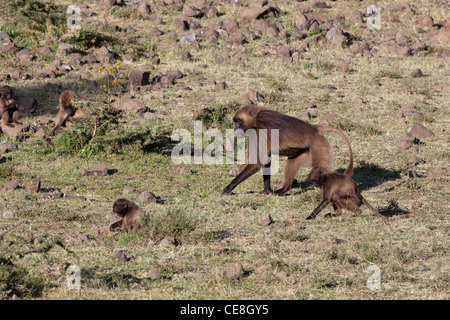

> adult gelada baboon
[222,105,353,195]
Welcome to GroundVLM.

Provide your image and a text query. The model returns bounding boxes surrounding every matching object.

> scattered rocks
[431,29,450,43]
[226,262,244,280]
[89,163,108,176]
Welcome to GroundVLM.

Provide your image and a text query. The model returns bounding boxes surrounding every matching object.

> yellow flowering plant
[97,60,128,110]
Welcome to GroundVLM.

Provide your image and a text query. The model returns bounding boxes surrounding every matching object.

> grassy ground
[0,0,449,299]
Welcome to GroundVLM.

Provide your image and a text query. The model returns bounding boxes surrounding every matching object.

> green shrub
[52,105,170,157]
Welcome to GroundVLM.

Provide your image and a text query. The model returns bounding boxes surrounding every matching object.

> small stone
[258,213,273,226]
[411,69,424,77]
[408,123,434,138]
[217,199,226,206]
[139,191,157,204]
[149,270,162,280]
[226,262,244,280]
[129,70,150,86]
[137,2,151,16]
[179,32,196,43]
[417,15,434,29]
[158,237,179,247]
[90,163,108,176]
[57,43,75,56]
[114,250,129,262]
[25,179,41,193]
[4,180,19,191]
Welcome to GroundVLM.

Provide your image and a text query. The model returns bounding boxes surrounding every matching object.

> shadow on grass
[379,201,410,218]
[337,160,401,191]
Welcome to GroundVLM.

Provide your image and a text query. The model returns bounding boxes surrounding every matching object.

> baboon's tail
[362,197,386,220]
[316,125,353,176]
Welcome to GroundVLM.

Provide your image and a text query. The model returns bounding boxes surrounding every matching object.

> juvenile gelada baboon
[0,85,21,127]
[109,198,141,231]
[306,166,385,220]
[49,90,85,136]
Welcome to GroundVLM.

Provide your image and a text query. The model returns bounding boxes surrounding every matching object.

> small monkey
[49,90,84,136]
[306,166,385,220]
[109,198,141,231]
[0,85,22,127]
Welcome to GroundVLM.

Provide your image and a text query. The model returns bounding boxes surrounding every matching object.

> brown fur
[306,166,385,220]
[109,198,141,231]
[222,105,353,195]
[0,85,21,127]
[49,90,84,136]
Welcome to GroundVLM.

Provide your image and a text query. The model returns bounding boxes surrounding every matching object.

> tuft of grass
[142,206,200,243]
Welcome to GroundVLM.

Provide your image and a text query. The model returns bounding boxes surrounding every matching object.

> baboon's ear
[248,106,261,117]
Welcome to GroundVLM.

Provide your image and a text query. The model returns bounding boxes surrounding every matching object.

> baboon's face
[233,105,261,135]
[308,167,326,187]
[0,86,15,108]
[113,199,129,217]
